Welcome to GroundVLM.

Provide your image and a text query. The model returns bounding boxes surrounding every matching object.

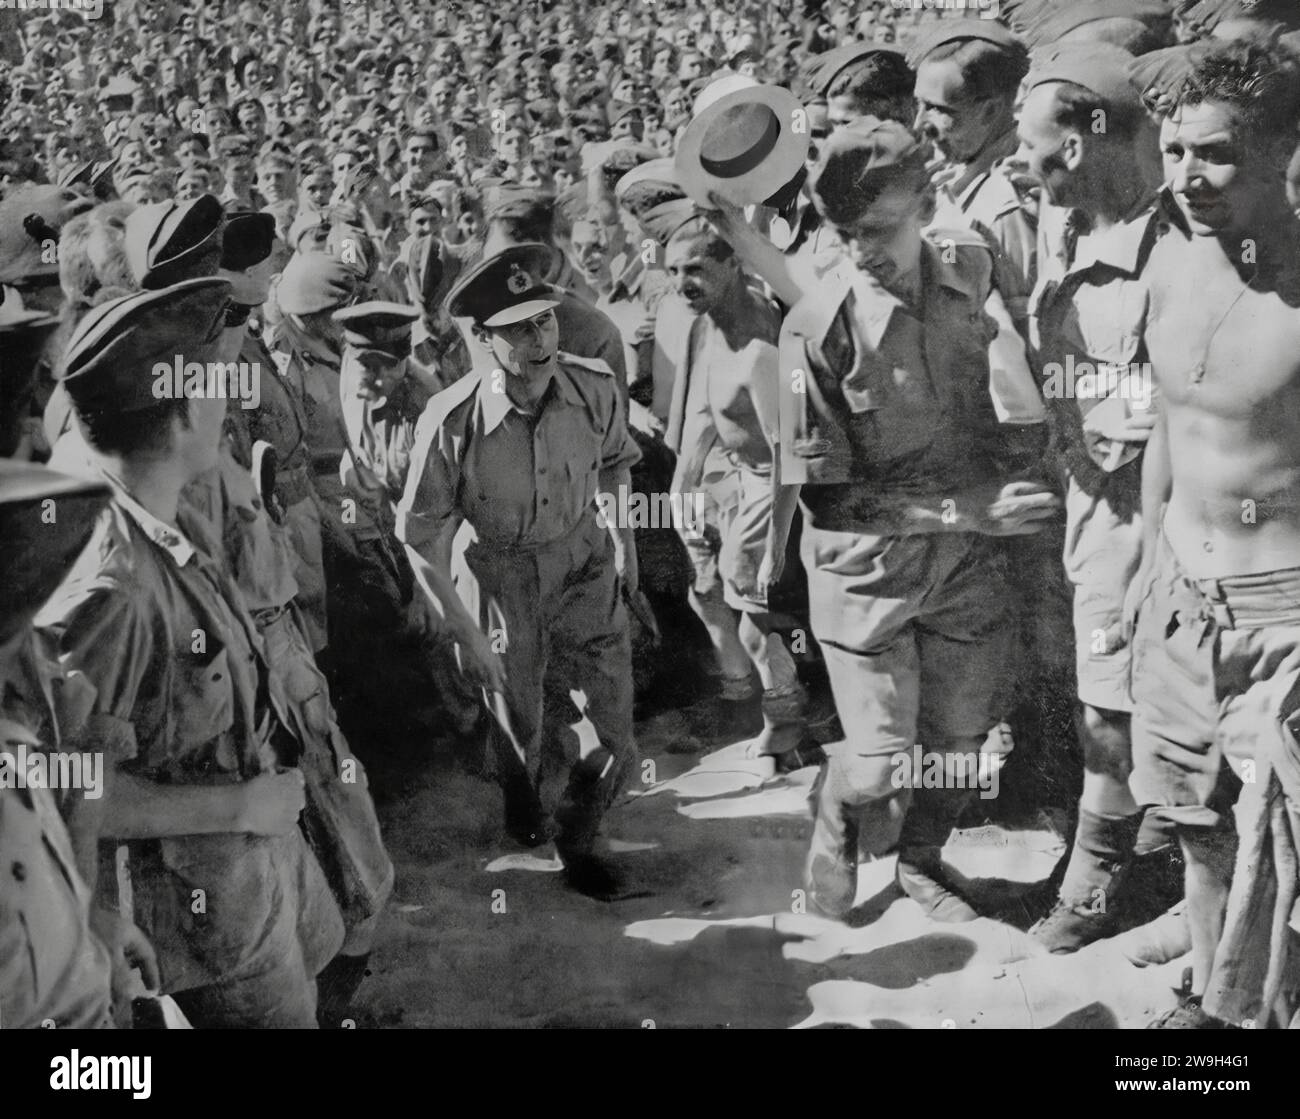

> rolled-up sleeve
[598,376,641,474]
[395,403,460,554]
[37,585,149,766]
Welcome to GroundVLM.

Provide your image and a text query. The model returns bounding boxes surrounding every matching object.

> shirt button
[539,467,547,474]
[541,498,549,506]
[12,862,27,882]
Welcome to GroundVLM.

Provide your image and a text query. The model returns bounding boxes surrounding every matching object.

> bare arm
[768,480,801,556]
[704,192,812,307]
[1140,406,1171,557]
[102,773,251,839]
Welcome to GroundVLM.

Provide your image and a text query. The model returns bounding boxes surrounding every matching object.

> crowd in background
[3,0,1300,1031]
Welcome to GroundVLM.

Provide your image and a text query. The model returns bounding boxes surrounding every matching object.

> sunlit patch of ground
[359,721,1184,1028]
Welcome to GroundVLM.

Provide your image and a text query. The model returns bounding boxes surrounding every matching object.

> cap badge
[506,264,532,294]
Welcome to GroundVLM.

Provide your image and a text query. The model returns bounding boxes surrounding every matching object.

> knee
[826,748,905,804]
[737,612,771,646]
[687,582,728,615]
[1080,704,1132,779]
[1178,823,1237,880]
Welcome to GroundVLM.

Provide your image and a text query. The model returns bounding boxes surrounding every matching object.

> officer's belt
[277,462,315,507]
[310,453,342,477]
[472,510,598,557]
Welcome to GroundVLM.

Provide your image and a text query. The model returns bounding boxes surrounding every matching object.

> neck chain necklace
[1190,262,1257,386]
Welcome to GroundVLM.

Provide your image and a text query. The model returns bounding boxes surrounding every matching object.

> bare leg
[1181,827,1235,996]
[687,587,750,685]
[738,611,799,693]
[1033,705,1141,951]
[1079,705,1138,816]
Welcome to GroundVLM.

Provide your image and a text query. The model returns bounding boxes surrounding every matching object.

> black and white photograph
[0,0,1295,1060]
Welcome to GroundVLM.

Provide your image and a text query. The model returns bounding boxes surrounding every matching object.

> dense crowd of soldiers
[3,0,1300,1030]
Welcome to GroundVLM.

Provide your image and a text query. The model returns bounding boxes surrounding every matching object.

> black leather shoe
[503,774,547,848]
[561,852,624,901]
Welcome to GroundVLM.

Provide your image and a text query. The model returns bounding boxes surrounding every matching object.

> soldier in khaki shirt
[1,460,159,1030]
[907,22,1037,337]
[773,122,1060,923]
[398,245,641,899]
[1015,45,1181,955]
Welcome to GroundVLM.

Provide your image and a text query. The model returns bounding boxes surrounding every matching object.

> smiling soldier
[1131,38,1300,1029]
[396,244,641,899]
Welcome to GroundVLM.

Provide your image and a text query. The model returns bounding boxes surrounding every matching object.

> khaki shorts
[801,523,1015,805]
[1063,479,1143,712]
[681,458,773,613]
[1130,529,1300,829]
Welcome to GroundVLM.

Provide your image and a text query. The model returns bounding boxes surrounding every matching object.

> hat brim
[483,296,562,328]
[0,461,109,642]
[674,84,811,208]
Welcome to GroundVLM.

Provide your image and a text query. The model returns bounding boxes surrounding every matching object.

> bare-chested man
[660,212,810,768]
[1134,38,1300,1029]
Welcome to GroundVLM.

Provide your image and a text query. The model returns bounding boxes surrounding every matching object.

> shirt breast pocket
[168,645,237,775]
[1075,286,1142,369]
[565,420,605,490]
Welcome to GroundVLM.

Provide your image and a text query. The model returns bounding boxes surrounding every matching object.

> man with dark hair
[909,23,1036,334]
[823,48,915,130]
[660,211,813,769]
[1130,37,1300,1029]
[396,128,440,208]
[474,198,631,403]
[1015,45,1181,954]
[774,120,1060,922]
[38,279,346,1027]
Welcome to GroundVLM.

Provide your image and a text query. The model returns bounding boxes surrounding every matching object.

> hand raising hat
[674,78,810,207]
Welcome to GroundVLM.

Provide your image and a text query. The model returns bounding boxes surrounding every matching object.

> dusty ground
[349,702,1186,1029]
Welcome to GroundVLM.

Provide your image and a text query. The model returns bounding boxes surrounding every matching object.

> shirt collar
[949,126,1019,209]
[924,235,983,300]
[610,252,646,299]
[1068,200,1160,277]
[106,475,197,566]
[846,268,902,352]
[475,362,582,434]
[842,238,983,351]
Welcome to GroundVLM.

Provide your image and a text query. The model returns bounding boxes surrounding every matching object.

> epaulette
[557,351,616,377]
[924,224,996,253]
[924,226,995,300]
[975,166,1030,222]
[430,368,484,417]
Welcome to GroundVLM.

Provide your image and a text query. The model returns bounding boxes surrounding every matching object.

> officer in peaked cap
[332,301,427,505]
[397,244,642,900]
[0,183,94,313]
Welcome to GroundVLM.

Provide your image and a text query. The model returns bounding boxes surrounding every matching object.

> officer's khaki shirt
[397,355,640,553]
